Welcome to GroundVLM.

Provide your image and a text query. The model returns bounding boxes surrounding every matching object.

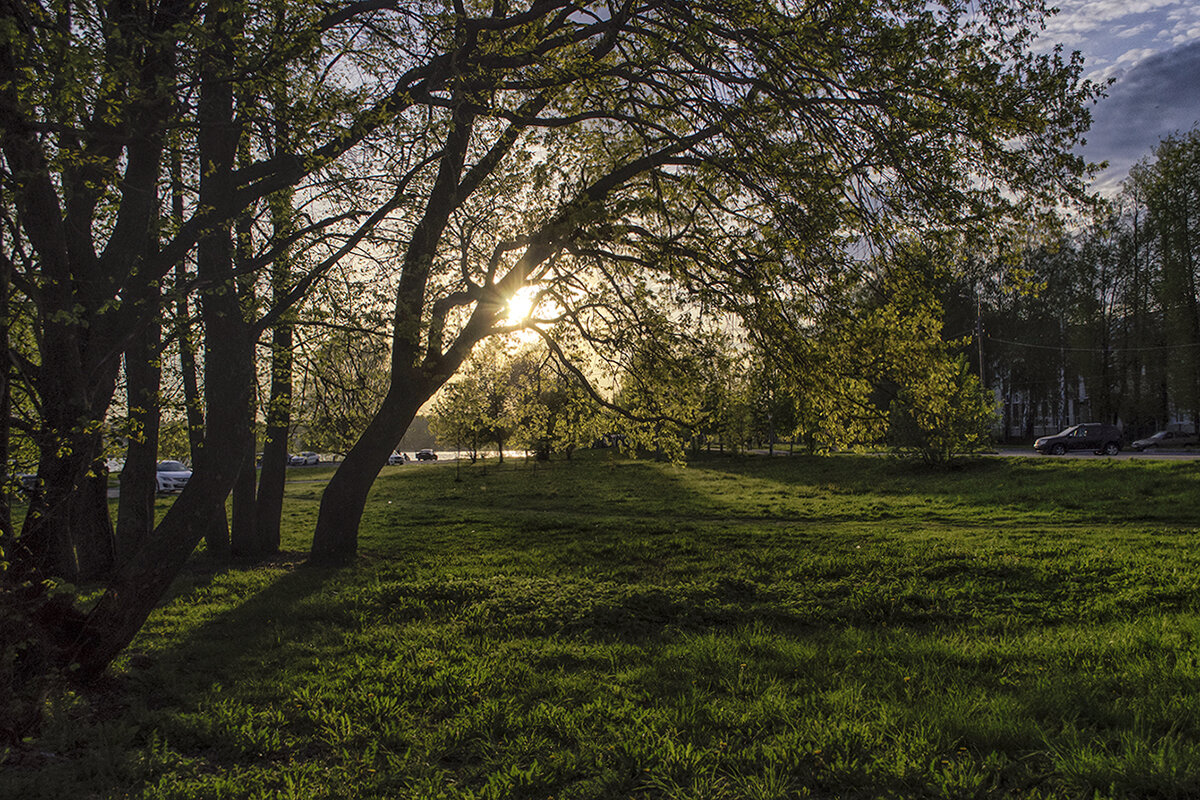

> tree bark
[190,0,244,563]
[229,159,259,557]
[115,221,163,563]
[309,388,423,564]
[229,425,258,557]
[0,234,11,547]
[255,306,292,555]
[115,326,161,563]
[69,294,254,677]
[250,178,295,557]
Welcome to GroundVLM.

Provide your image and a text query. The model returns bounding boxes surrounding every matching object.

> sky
[1038,1,1200,194]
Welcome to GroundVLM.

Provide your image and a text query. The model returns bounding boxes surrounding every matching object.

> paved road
[995,446,1200,461]
[746,446,1200,462]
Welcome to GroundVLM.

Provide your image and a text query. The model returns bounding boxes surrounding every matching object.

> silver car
[1131,430,1199,451]
[155,460,192,493]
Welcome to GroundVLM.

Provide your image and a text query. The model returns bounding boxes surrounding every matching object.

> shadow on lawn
[672,451,1200,527]
[119,554,345,701]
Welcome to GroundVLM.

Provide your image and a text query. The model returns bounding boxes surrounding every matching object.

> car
[387,452,407,465]
[415,449,438,461]
[289,452,320,466]
[1131,430,1199,451]
[155,460,192,492]
[14,472,38,497]
[1034,423,1123,456]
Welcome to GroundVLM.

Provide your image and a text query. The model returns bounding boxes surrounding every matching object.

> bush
[888,356,997,466]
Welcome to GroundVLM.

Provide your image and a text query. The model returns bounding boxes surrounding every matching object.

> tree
[0,0,527,681]
[430,373,487,462]
[888,357,997,466]
[2,0,1099,687]
[1128,129,1200,428]
[760,243,997,462]
[294,316,392,459]
[508,345,603,460]
[308,0,1099,564]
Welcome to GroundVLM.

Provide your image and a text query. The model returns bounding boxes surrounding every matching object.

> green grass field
[7,452,1200,799]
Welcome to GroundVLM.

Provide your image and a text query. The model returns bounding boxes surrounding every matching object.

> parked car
[415,448,438,461]
[289,452,320,466]
[155,460,192,493]
[387,452,407,465]
[1131,430,1199,451]
[1034,423,1123,456]
[15,472,38,497]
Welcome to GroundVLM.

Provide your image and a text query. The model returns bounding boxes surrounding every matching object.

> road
[994,446,1200,461]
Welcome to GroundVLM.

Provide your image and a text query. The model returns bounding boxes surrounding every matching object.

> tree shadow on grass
[680,450,1200,527]
[115,553,347,707]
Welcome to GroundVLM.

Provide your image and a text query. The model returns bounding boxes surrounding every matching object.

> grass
[7,452,1200,798]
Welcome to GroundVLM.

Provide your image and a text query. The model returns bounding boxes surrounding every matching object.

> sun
[502,285,539,327]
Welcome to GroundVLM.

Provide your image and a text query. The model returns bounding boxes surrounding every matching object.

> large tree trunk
[255,319,292,554]
[229,173,259,557]
[115,278,162,563]
[0,239,11,547]
[20,390,118,582]
[188,1,243,563]
[309,388,423,565]
[229,425,259,557]
[309,104,480,564]
[169,139,232,557]
[253,180,295,556]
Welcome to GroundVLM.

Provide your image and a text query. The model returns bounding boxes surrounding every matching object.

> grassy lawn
[6,452,1200,798]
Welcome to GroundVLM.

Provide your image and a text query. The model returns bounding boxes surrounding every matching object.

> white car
[155,460,192,493]
[289,451,320,466]
[387,452,407,465]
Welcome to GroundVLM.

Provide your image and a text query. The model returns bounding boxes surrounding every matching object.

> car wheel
[1103,441,1120,456]
[1051,443,1065,455]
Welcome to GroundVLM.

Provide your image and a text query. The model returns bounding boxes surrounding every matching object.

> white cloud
[1115,46,1158,65]
[1169,23,1200,46]
[1114,22,1152,38]
[1044,0,1180,36]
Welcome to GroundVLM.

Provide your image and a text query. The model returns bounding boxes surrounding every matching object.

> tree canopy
[0,0,1100,693]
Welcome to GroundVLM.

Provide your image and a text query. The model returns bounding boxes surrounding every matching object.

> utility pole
[976,289,985,387]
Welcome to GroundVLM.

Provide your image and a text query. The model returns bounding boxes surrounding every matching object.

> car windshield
[1151,431,1169,439]
[1057,426,1080,437]
[157,461,188,472]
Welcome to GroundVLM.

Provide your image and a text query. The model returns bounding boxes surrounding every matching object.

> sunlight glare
[503,285,539,327]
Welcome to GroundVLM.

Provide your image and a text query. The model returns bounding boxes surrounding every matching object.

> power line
[985,336,1200,354]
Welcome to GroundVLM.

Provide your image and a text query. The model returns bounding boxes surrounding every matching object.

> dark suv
[1034,423,1123,456]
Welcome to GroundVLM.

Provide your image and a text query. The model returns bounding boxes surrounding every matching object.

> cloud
[1042,0,1180,39]
[1039,1,1192,72]
[1115,22,1153,39]
[1166,5,1200,44]
[1083,40,1200,193]
[1115,46,1158,65]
